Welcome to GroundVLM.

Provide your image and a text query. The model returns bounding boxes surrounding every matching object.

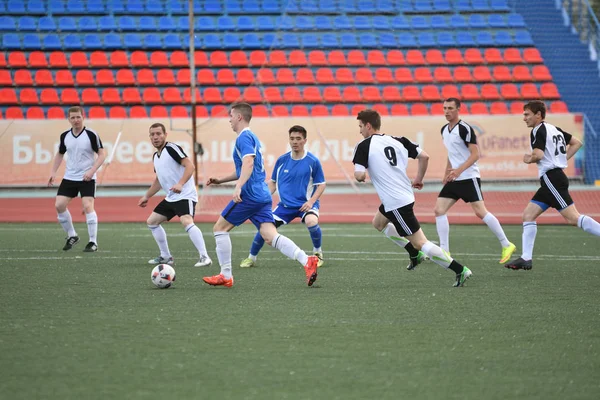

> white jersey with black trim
[153,142,198,202]
[441,120,480,180]
[352,134,422,211]
[58,127,103,181]
[530,122,573,177]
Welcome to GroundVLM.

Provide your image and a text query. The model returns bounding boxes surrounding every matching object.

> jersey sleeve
[556,127,573,144]
[352,139,370,168]
[85,130,104,153]
[396,136,421,159]
[312,158,326,184]
[458,124,477,145]
[236,132,256,159]
[165,143,187,164]
[532,125,547,151]
[58,132,68,154]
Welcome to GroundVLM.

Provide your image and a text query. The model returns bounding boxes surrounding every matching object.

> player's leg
[561,204,600,236]
[505,200,546,270]
[79,180,98,252]
[146,206,173,265]
[470,200,515,263]
[241,205,288,267]
[434,193,458,252]
[178,202,211,267]
[304,211,324,267]
[56,179,80,250]
[373,207,425,270]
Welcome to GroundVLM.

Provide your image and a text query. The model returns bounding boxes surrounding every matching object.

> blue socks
[308,224,322,249]
[249,231,265,257]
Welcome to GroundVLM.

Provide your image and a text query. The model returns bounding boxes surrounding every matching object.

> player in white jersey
[505,100,600,270]
[240,125,327,268]
[138,123,212,268]
[48,106,105,252]
[352,109,473,287]
[435,98,516,263]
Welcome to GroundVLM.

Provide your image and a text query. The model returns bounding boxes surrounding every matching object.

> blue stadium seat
[103,33,123,49]
[264,33,280,48]
[262,0,280,13]
[64,0,82,13]
[42,34,61,50]
[58,17,77,32]
[412,16,429,29]
[299,0,317,12]
[0,16,16,31]
[19,17,37,31]
[495,31,513,46]
[472,0,491,11]
[167,0,185,14]
[334,16,351,30]
[281,33,300,48]
[372,16,391,30]
[225,0,242,13]
[237,16,255,31]
[24,33,43,49]
[126,0,145,14]
[163,33,182,49]
[357,0,376,13]
[192,1,202,13]
[38,16,56,31]
[340,33,359,48]
[243,0,260,13]
[456,0,472,11]
[360,33,378,47]
[488,14,507,28]
[140,17,157,31]
[27,0,45,13]
[437,32,455,47]
[283,0,299,12]
[476,31,494,46]
[7,0,26,13]
[257,16,276,31]
[83,33,103,49]
[63,34,83,49]
[354,16,372,30]
[119,16,137,31]
[414,0,432,12]
[177,17,189,31]
[157,16,176,31]
[124,33,143,48]
[319,0,336,13]
[398,33,417,47]
[203,34,221,49]
[87,1,106,13]
[144,34,162,49]
[79,17,98,32]
[302,34,319,48]
[379,33,397,47]
[431,15,448,29]
[469,14,488,28]
[515,31,534,45]
[146,1,164,13]
[418,32,436,47]
[433,0,451,12]
[223,33,242,49]
[0,1,6,12]
[508,14,526,28]
[456,32,475,46]
[450,14,467,29]
[242,33,261,48]
[392,16,410,30]
[2,33,20,49]
[296,16,315,30]
[376,0,394,13]
[99,16,117,31]
[491,0,510,11]
[321,34,339,48]
[217,16,235,31]
[106,0,125,13]
[195,16,215,31]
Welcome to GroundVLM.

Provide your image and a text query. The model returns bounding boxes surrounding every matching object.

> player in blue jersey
[240,125,327,269]
[202,103,319,288]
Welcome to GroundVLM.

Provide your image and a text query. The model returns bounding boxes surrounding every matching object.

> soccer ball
[151,264,176,289]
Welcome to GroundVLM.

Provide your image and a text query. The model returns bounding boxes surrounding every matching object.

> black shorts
[531,168,573,210]
[379,202,421,237]
[57,179,96,198]
[438,178,483,203]
[153,199,197,221]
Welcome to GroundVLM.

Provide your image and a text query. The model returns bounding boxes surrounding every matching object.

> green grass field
[1,222,599,400]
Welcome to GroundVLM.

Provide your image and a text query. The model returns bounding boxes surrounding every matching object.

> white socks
[214,231,232,278]
[521,222,537,261]
[383,223,410,248]
[148,224,171,258]
[578,215,600,237]
[185,223,209,258]
[435,215,450,252]
[421,241,453,269]
[482,212,510,247]
[57,210,77,237]
[272,234,309,266]
[85,211,98,244]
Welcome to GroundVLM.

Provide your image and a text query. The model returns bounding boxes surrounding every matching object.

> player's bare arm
[268,180,277,194]
[207,171,238,186]
[170,157,194,194]
[138,177,162,207]
[232,155,254,203]
[412,150,430,190]
[83,148,107,181]
[300,183,326,212]
[566,136,583,160]
[523,148,544,164]
[442,157,452,184]
[447,143,479,182]
[48,152,65,186]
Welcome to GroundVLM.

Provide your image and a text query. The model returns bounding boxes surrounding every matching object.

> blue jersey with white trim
[233,128,271,203]
[271,151,325,209]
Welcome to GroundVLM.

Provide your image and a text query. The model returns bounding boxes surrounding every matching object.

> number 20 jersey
[352,134,422,212]
[530,122,573,178]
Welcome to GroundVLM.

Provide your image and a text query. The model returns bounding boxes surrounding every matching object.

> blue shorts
[273,203,320,225]
[221,200,274,228]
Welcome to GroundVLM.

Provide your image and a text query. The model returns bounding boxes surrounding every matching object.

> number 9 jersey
[352,134,422,212]
[530,122,573,178]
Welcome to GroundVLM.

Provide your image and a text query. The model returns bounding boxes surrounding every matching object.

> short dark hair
[524,100,546,119]
[68,106,84,116]
[288,125,307,139]
[357,109,381,131]
[230,102,253,122]
[444,98,461,108]
[149,122,166,134]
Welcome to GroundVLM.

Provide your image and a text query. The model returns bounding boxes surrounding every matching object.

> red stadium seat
[230,50,249,67]
[296,68,316,84]
[27,52,46,67]
[26,107,45,119]
[308,50,328,66]
[362,86,381,102]
[268,50,287,67]
[210,51,229,67]
[194,51,209,67]
[203,88,222,103]
[523,48,543,63]
[40,88,60,104]
[197,69,216,85]
[472,66,492,82]
[271,105,289,117]
[257,68,275,85]
[493,66,512,81]
[81,88,101,104]
[391,104,409,116]
[470,102,489,114]
[386,50,405,65]
[550,101,568,113]
[150,51,169,67]
[540,83,560,99]
[283,87,302,102]
[421,85,441,101]
[430,103,444,115]
[406,50,425,65]
[61,88,80,104]
[490,102,509,114]
[375,68,394,84]
[137,69,155,85]
[0,70,12,86]
[351,104,366,115]
[316,68,335,84]
[109,106,127,118]
[521,83,541,99]
[504,48,524,63]
[76,70,95,86]
[484,48,503,64]
[289,50,307,66]
[414,67,433,83]
[445,49,464,64]
[395,68,413,83]
[335,68,354,84]
[481,84,501,100]
[101,88,121,104]
[331,104,349,116]
[252,105,269,117]
[236,69,255,85]
[279,104,297,116]
[176,69,190,85]
[411,104,428,115]
[249,50,267,67]
[55,70,74,86]
[348,50,367,66]
[453,66,473,82]
[88,106,107,119]
[8,52,28,68]
[70,52,89,68]
[323,86,342,102]
[171,106,189,118]
[89,51,109,68]
[327,50,347,66]
[96,69,115,85]
[130,106,148,118]
[195,106,208,117]
[510,101,525,114]
[223,87,242,103]
[0,53,6,68]
[170,51,189,67]
[156,69,175,85]
[47,107,65,119]
[116,69,135,85]
[143,88,162,103]
[304,88,324,104]
[216,69,236,85]
[210,105,227,117]
[150,106,168,118]
[110,51,129,67]
[122,88,142,103]
[425,49,445,65]
[163,88,182,104]
[532,65,552,81]
[500,83,521,100]
[367,50,386,66]
[131,51,149,67]
[263,87,282,102]
[35,70,54,86]
[512,65,532,81]
[49,52,69,68]
[433,67,453,83]
[460,84,481,100]
[183,88,201,103]
[402,85,421,101]
[355,68,375,84]
[276,68,295,84]
[311,105,329,117]
[372,104,389,116]
[442,84,460,99]
[464,48,484,64]
[14,70,33,86]
[382,86,402,101]
[5,107,24,119]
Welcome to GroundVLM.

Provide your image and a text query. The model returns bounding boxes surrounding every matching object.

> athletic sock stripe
[542,174,568,209]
